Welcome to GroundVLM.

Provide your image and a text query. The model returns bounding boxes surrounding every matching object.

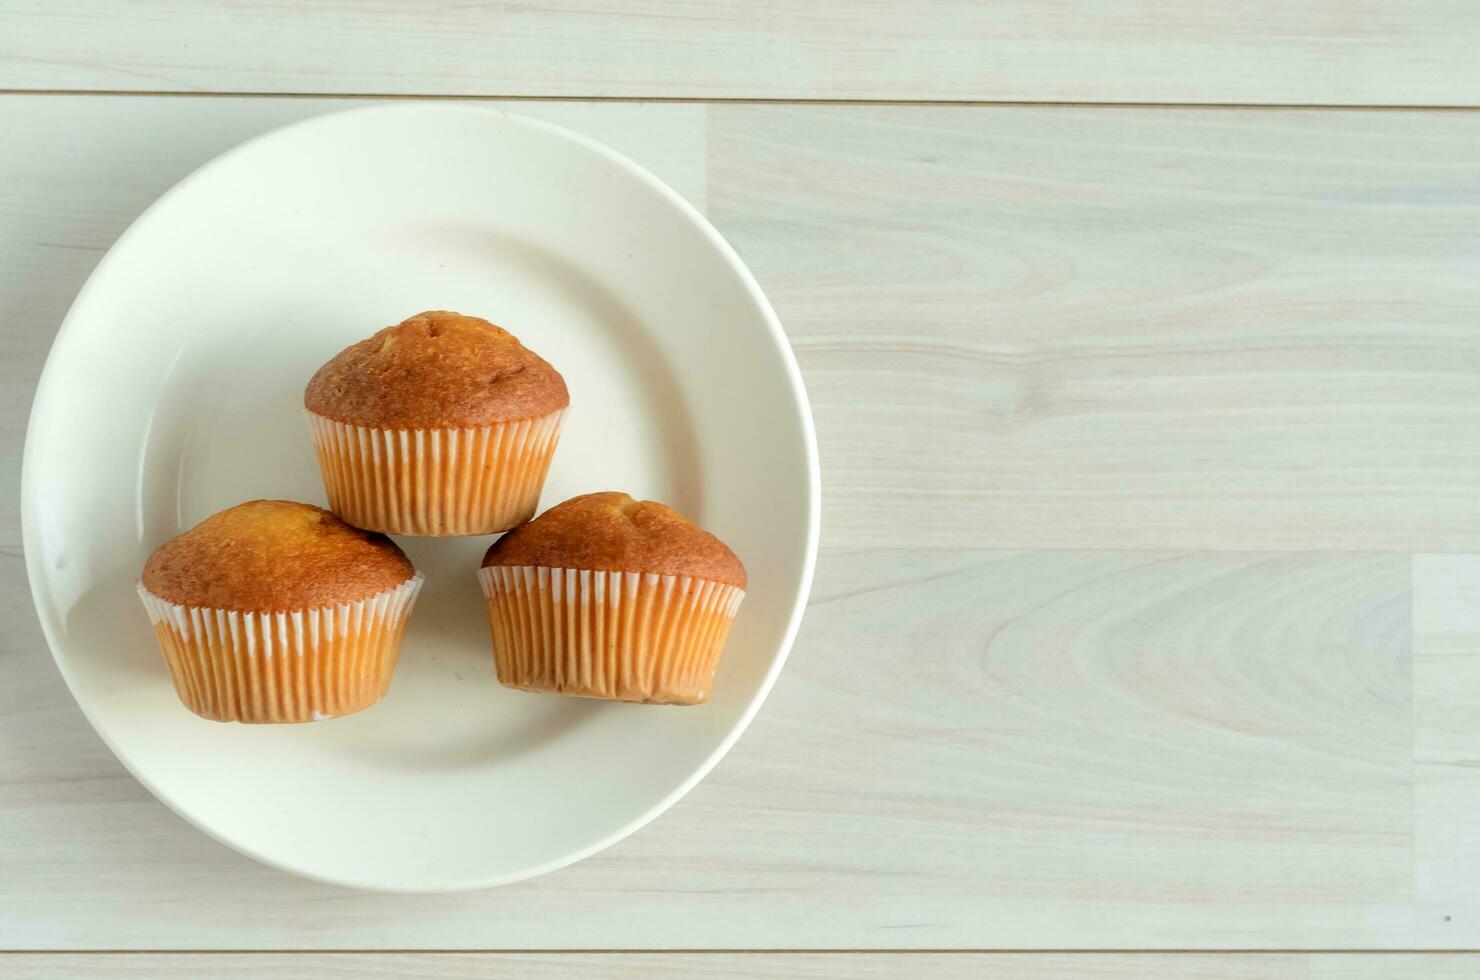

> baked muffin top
[482,491,746,589]
[141,500,416,611]
[304,310,569,428]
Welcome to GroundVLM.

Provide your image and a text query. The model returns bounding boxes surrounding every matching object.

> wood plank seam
[5,90,1480,110]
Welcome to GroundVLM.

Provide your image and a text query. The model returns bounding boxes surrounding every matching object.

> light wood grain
[0,542,1451,948]
[4,2,1480,106]
[1413,556,1480,926]
[14,952,1480,979]
[6,97,1480,951]
[1310,954,1480,978]
[710,105,1480,550]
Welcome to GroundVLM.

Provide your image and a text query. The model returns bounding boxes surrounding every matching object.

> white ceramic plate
[21,104,819,891]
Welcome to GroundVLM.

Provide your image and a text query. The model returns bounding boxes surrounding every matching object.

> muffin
[305,310,569,536]
[136,500,423,723]
[478,492,746,705]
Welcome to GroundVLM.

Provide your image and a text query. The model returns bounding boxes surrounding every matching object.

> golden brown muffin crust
[482,491,747,588]
[141,500,416,611]
[304,311,569,428]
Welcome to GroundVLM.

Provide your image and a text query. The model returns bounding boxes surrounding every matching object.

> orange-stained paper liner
[307,409,565,536]
[136,573,423,724]
[478,565,745,705]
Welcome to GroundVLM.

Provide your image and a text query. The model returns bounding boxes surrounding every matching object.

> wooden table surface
[5,3,1480,976]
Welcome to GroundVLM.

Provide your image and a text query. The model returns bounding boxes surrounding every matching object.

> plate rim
[20,101,821,892]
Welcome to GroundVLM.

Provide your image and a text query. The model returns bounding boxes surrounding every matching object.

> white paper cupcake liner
[478,565,744,705]
[136,573,423,723]
[307,408,565,536]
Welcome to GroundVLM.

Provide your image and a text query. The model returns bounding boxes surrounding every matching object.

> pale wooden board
[10,952,1480,979]
[0,543,1463,947]
[1412,556,1480,923]
[1311,954,1480,978]
[4,2,1480,106]
[6,97,1480,950]
[708,105,1480,550]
